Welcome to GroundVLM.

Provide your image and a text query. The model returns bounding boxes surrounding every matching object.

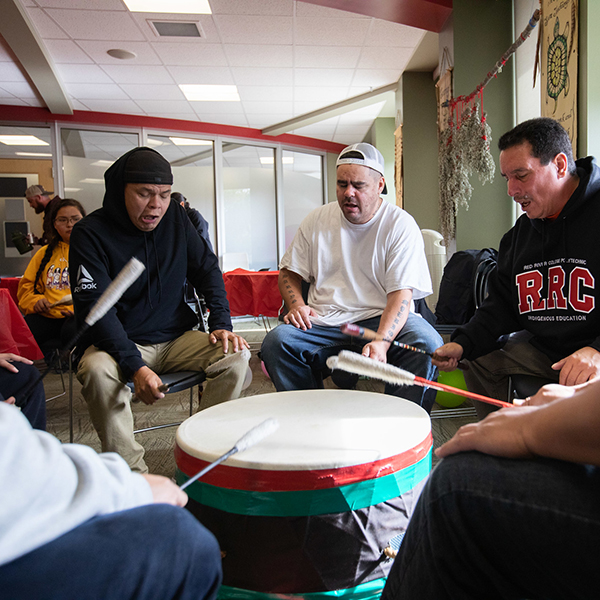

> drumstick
[49,294,72,307]
[180,418,280,490]
[17,258,145,403]
[326,351,512,409]
[341,323,469,370]
[131,348,251,403]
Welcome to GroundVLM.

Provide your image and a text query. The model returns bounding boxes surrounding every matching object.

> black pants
[0,361,45,429]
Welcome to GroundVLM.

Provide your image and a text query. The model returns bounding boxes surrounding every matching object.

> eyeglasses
[55,216,82,225]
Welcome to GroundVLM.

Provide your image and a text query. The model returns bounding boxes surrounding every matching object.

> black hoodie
[453,156,600,363]
[70,147,232,380]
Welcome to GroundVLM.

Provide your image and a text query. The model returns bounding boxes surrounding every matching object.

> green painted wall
[579,0,600,159]
[402,71,439,230]
[453,0,515,251]
[364,116,397,203]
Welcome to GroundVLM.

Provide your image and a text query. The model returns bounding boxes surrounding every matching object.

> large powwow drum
[175,389,432,600]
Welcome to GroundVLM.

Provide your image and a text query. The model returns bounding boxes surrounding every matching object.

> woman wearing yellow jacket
[17,198,86,362]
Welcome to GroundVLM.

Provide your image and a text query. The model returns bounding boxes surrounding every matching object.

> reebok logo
[74,265,97,292]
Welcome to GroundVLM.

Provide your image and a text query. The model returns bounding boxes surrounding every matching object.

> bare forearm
[279,268,305,311]
[377,289,412,340]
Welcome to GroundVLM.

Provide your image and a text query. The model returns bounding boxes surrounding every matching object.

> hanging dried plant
[473,110,495,185]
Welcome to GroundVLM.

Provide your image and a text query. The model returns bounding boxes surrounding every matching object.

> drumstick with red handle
[327,351,513,409]
[341,323,468,370]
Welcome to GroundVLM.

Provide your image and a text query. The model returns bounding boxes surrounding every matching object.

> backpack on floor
[434,248,498,325]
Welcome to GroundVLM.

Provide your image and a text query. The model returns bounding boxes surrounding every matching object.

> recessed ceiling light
[0,135,49,146]
[169,137,213,146]
[180,84,240,102]
[146,139,164,147]
[124,0,211,14]
[91,160,114,167]
[107,49,137,60]
[15,151,52,157]
[80,178,105,184]
[64,188,82,192]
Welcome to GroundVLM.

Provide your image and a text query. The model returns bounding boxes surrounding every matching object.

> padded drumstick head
[85,257,145,326]
[234,417,280,453]
[327,350,416,387]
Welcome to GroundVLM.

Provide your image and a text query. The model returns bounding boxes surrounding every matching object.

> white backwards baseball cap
[336,143,387,194]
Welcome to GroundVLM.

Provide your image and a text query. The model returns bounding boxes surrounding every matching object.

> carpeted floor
[41,317,477,477]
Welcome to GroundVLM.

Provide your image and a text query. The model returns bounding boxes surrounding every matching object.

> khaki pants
[464,330,559,420]
[77,330,249,473]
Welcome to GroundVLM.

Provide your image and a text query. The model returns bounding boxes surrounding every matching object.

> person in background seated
[381,379,600,600]
[24,185,62,246]
[70,147,249,474]
[0,353,45,430]
[17,199,86,363]
[261,142,442,412]
[171,191,213,251]
[0,401,221,600]
[434,118,600,419]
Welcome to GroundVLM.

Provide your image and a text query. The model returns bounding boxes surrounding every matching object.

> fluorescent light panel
[169,137,213,146]
[0,135,49,146]
[16,152,52,157]
[91,160,114,167]
[180,84,240,102]
[124,0,211,14]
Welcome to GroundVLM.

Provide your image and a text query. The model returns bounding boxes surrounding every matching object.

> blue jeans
[0,504,222,600]
[0,361,46,430]
[381,452,600,600]
[261,313,443,412]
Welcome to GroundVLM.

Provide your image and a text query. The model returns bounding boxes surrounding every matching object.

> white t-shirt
[280,200,432,326]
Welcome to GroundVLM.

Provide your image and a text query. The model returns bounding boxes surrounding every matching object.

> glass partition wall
[1,121,326,274]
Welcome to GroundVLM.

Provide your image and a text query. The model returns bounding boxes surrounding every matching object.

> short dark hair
[498,118,576,175]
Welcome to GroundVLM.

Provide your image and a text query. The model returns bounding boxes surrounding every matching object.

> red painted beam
[298,0,452,33]
[0,105,347,154]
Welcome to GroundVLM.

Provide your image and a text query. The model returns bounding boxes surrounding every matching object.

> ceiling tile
[76,41,161,65]
[293,100,337,114]
[351,69,401,88]
[43,39,92,63]
[35,0,125,9]
[152,43,228,66]
[77,99,146,114]
[294,17,370,46]
[242,101,293,115]
[168,66,235,85]
[231,67,293,86]
[295,2,368,19]
[246,114,285,128]
[210,0,293,16]
[135,99,196,114]
[215,15,293,45]
[25,7,70,39]
[44,8,145,41]
[0,63,28,82]
[293,87,348,104]
[120,84,186,101]
[65,82,130,100]
[223,44,293,68]
[293,123,338,136]
[294,45,360,69]
[364,21,425,47]
[189,101,245,114]
[0,97,30,106]
[194,113,249,127]
[333,133,369,145]
[237,86,293,102]
[56,64,114,83]
[294,68,353,87]
[0,81,42,99]
[101,64,175,85]
[357,46,413,70]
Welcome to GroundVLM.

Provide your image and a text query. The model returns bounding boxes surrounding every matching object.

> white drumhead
[176,389,431,471]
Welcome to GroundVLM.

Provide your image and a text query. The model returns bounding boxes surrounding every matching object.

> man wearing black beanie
[70,147,249,473]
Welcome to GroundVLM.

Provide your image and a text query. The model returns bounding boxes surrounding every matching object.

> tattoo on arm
[385,300,411,340]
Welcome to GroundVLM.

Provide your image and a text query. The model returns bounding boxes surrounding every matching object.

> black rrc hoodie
[70,147,232,380]
[453,156,600,363]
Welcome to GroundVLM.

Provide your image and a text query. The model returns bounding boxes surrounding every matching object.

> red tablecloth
[223,269,282,318]
[0,289,43,360]
[0,277,20,305]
